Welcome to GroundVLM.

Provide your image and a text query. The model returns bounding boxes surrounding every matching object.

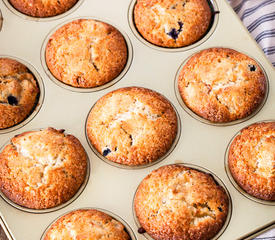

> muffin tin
[0,0,274,239]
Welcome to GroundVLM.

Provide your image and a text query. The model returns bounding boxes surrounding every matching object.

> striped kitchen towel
[228,0,275,67]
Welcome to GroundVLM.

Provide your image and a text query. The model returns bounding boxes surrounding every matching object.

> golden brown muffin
[43,209,130,240]
[228,122,275,201]
[0,58,40,129]
[8,0,78,18]
[87,87,178,166]
[134,0,212,48]
[0,128,87,209]
[135,165,229,240]
[46,19,128,88]
[178,48,267,123]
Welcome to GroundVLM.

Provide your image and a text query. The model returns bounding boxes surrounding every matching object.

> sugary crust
[134,0,212,48]
[228,122,275,201]
[0,127,87,209]
[0,58,40,129]
[178,48,267,123]
[87,87,178,166]
[43,209,130,240]
[8,0,78,18]
[134,165,229,240]
[46,19,128,88]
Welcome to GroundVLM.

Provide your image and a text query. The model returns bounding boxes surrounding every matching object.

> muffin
[134,0,212,48]
[0,58,40,129]
[0,127,87,209]
[8,0,79,18]
[228,122,275,201]
[87,87,178,166]
[43,209,131,240]
[134,165,229,240]
[178,48,267,123]
[46,19,128,88]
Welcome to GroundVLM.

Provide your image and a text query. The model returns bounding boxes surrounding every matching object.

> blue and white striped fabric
[228,0,275,68]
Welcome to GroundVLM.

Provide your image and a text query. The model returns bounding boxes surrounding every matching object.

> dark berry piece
[138,227,146,234]
[167,28,178,40]
[248,64,256,71]
[218,207,223,212]
[167,21,184,40]
[103,148,111,157]
[178,21,183,31]
[7,95,18,106]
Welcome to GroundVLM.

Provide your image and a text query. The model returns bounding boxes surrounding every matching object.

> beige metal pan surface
[0,0,274,239]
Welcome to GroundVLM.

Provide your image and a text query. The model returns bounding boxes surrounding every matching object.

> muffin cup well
[85,88,182,170]
[40,208,137,240]
[174,47,269,126]
[2,0,84,22]
[41,17,133,93]
[0,55,45,134]
[128,0,219,52]
[0,9,3,31]
[224,120,275,206]
[0,128,91,213]
[132,163,233,240]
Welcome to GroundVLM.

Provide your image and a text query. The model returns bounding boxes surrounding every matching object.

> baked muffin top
[228,122,275,201]
[87,87,178,166]
[134,164,229,240]
[134,0,212,48]
[46,19,128,88]
[9,0,78,18]
[44,209,130,240]
[0,58,40,129]
[178,48,267,123]
[0,128,87,209]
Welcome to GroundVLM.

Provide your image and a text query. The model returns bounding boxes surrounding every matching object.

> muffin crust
[43,209,130,240]
[0,128,87,209]
[228,122,275,201]
[46,19,128,88]
[178,48,267,123]
[0,58,40,129]
[87,87,178,166]
[134,0,212,48]
[9,0,79,18]
[134,165,229,240]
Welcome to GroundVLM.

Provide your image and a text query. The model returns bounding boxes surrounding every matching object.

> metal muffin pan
[0,0,274,239]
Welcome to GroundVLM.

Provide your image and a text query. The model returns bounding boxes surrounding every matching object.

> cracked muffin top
[134,0,212,48]
[9,0,79,18]
[0,127,87,209]
[228,122,275,201]
[86,87,178,166]
[0,58,40,129]
[43,209,130,240]
[134,164,229,240]
[178,48,267,123]
[46,19,128,88]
